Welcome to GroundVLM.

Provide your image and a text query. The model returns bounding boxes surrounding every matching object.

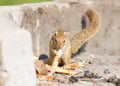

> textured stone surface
[0,29,36,86]
[22,0,120,56]
[20,2,86,55]
[85,0,120,56]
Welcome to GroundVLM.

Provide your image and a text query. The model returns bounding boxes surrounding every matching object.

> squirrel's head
[52,29,67,50]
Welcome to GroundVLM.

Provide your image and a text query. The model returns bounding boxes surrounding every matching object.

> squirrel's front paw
[57,49,63,57]
[52,49,63,57]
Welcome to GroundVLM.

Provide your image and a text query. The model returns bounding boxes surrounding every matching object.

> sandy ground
[37,52,120,86]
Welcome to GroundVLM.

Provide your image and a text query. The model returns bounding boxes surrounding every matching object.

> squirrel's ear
[64,32,66,35]
[55,31,58,35]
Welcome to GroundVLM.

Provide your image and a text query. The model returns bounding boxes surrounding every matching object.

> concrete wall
[0,7,37,86]
[20,0,120,56]
[86,0,120,56]
[0,29,36,86]
[21,2,86,55]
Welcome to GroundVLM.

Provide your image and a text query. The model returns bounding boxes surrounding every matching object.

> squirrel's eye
[63,40,65,43]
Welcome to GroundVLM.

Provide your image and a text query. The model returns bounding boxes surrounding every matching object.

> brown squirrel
[48,9,100,67]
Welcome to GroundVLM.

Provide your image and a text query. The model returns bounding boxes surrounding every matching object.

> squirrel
[48,9,100,67]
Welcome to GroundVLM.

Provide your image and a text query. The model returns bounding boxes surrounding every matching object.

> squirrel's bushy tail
[71,9,100,54]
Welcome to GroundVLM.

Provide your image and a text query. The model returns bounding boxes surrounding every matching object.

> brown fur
[48,9,100,66]
[48,29,71,66]
[71,9,100,54]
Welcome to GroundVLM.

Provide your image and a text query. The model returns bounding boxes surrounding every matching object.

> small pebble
[39,54,48,60]
[69,76,78,83]
[84,70,101,78]
[104,69,110,74]
[88,61,92,64]
[107,75,117,83]
[84,70,90,77]
[115,78,120,86]
[99,77,108,82]
[106,76,120,86]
